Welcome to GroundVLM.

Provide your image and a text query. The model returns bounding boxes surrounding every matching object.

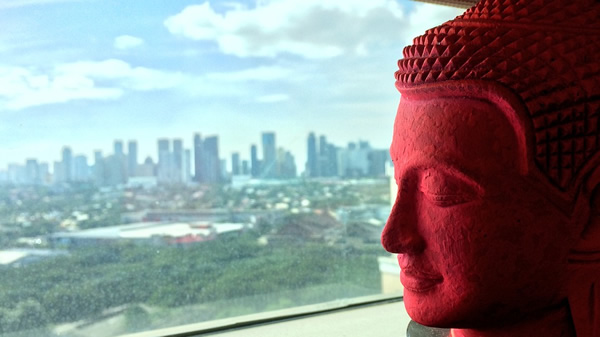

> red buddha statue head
[380,1,600,336]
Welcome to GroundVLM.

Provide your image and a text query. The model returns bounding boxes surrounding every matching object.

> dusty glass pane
[0,1,463,336]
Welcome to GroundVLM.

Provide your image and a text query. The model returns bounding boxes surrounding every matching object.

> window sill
[119,294,408,337]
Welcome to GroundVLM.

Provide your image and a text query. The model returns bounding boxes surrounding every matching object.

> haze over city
[0,0,463,171]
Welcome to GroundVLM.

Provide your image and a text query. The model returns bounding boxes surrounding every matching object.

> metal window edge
[412,0,477,9]
[118,293,404,337]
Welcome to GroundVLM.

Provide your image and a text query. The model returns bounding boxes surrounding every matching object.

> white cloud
[0,60,188,110]
[0,65,122,110]
[0,59,294,110]
[256,93,289,103]
[164,1,464,59]
[55,59,187,90]
[164,0,403,59]
[113,35,145,50]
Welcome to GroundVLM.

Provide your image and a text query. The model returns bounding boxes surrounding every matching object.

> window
[0,1,464,336]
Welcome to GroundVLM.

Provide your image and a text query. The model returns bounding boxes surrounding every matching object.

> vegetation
[0,234,383,335]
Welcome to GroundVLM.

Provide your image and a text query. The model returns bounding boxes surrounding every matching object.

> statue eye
[422,193,472,207]
[419,170,480,207]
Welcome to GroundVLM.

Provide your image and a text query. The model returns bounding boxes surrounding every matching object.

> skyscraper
[242,160,250,175]
[173,139,183,183]
[61,146,72,182]
[25,159,38,185]
[93,150,105,186]
[183,149,191,183]
[114,140,124,157]
[73,155,89,182]
[203,136,220,183]
[250,144,260,178]
[277,149,297,179]
[157,139,171,183]
[105,154,126,186]
[306,132,318,177]
[128,140,138,177]
[231,152,240,176]
[368,149,389,177]
[262,132,276,178]
[193,134,203,182]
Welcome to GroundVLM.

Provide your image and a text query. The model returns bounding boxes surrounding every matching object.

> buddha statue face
[382,0,600,333]
[381,95,579,328]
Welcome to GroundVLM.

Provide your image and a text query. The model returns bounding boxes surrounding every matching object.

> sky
[0,0,464,173]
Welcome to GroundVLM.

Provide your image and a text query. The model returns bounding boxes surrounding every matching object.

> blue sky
[0,0,463,172]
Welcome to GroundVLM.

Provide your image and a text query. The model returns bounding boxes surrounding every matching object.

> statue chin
[381,0,600,336]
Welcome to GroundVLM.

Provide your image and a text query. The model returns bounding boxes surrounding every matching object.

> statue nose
[381,189,425,254]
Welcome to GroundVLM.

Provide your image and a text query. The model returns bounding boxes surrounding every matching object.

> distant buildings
[193,135,221,183]
[0,131,388,187]
[231,152,241,176]
[128,140,138,177]
[306,133,319,177]
[157,138,191,185]
[262,132,277,178]
[193,134,221,183]
[250,144,260,178]
[49,221,248,247]
[305,133,389,178]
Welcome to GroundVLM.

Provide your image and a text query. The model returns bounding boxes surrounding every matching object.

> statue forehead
[391,96,522,176]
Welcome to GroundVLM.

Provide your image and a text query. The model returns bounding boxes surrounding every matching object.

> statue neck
[450,304,576,337]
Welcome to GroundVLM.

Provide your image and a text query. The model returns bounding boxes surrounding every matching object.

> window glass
[0,1,463,336]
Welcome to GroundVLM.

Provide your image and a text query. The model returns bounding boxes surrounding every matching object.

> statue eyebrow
[393,160,484,196]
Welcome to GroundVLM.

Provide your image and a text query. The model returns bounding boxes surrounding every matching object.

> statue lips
[399,256,443,293]
[401,268,443,293]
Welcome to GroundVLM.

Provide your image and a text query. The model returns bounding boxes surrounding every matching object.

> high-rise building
[324,143,338,177]
[262,132,277,178]
[137,156,155,177]
[8,164,26,184]
[284,151,297,178]
[368,149,389,177]
[157,139,171,183]
[38,162,49,184]
[105,154,126,186]
[250,144,260,178]
[128,140,138,177]
[220,159,227,181]
[173,139,183,183]
[231,152,240,176]
[338,142,369,177]
[183,149,191,183]
[193,134,203,182]
[93,150,105,186]
[203,136,220,183]
[53,161,64,184]
[242,160,250,175]
[61,146,72,182]
[277,149,297,179]
[25,159,38,185]
[306,132,318,177]
[114,140,124,157]
[73,155,89,182]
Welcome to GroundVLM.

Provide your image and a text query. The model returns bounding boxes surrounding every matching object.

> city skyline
[0,0,463,174]
[0,130,390,185]
[0,130,387,174]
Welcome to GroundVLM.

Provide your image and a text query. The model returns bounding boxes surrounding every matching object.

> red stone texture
[395,0,600,190]
[383,1,600,336]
